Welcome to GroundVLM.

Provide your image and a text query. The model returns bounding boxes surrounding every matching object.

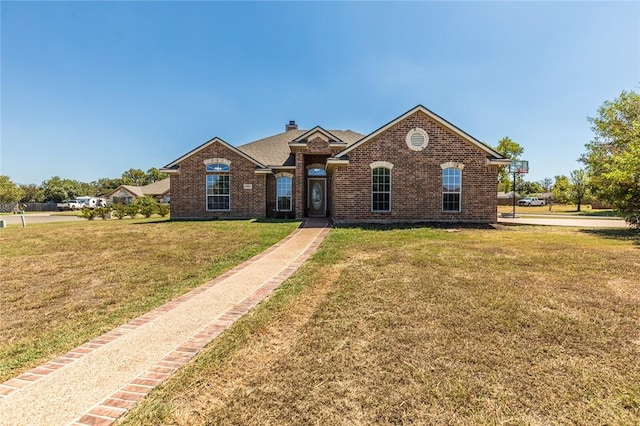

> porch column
[295,152,305,219]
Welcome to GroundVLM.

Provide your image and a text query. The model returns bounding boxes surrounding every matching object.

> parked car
[57,200,84,211]
[518,197,546,206]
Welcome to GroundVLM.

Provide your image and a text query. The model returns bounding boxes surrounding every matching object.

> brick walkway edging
[0,220,329,426]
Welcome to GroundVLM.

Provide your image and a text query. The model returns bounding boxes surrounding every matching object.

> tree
[0,175,25,203]
[494,137,525,192]
[119,168,167,187]
[581,90,640,226]
[42,176,78,202]
[146,167,168,184]
[520,180,544,195]
[552,175,570,204]
[121,168,147,186]
[539,178,553,192]
[569,169,589,212]
[20,184,45,202]
[91,178,123,196]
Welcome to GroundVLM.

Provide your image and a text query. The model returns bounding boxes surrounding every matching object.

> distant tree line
[495,88,639,226]
[493,138,591,210]
[0,168,168,204]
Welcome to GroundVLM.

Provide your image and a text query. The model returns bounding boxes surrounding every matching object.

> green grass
[120,225,640,425]
[0,218,299,382]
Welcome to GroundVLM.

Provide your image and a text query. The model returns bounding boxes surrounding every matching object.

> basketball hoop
[509,160,529,174]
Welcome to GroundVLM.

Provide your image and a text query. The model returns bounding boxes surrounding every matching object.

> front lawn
[0,218,299,382]
[121,225,640,425]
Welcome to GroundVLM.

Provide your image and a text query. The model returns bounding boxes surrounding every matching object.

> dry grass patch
[0,218,299,381]
[120,225,640,425]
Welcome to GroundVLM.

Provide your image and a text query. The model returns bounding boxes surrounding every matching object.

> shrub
[96,206,112,220]
[157,203,170,217]
[140,204,157,218]
[134,196,158,218]
[127,204,140,218]
[80,207,98,221]
[112,203,128,219]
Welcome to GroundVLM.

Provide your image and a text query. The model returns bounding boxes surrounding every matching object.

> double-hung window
[276,175,293,211]
[372,167,391,212]
[206,163,230,211]
[442,167,461,212]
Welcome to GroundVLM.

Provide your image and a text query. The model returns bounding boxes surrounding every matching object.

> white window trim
[442,166,462,213]
[440,161,465,171]
[369,161,394,170]
[204,158,231,166]
[275,173,293,212]
[371,165,392,213]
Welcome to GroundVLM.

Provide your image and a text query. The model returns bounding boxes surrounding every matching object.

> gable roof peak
[161,136,265,173]
[292,126,345,144]
[336,104,506,159]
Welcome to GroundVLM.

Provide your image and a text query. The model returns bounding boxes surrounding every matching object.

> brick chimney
[286,120,298,131]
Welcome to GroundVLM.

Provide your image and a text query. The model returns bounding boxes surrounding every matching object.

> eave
[254,168,273,175]
[486,158,512,167]
[325,157,349,171]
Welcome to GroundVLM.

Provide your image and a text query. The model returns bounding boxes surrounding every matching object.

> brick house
[106,178,171,205]
[161,105,510,224]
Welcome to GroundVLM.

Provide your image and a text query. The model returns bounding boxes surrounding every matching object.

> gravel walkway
[0,219,329,426]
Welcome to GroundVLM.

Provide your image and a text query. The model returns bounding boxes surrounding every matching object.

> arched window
[371,166,392,212]
[442,167,462,212]
[206,161,230,211]
[276,174,293,211]
[206,163,230,172]
[307,166,326,176]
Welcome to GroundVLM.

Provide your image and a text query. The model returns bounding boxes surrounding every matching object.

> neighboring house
[106,178,170,205]
[497,191,522,206]
[537,192,553,202]
[161,105,510,224]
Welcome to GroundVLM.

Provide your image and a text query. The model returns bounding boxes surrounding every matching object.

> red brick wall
[267,172,297,218]
[331,111,500,223]
[292,137,343,218]
[170,142,266,219]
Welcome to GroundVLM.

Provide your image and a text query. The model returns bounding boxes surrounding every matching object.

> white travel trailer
[76,196,107,209]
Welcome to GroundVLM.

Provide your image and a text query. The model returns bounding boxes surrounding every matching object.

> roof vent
[286,120,298,131]
[406,128,429,151]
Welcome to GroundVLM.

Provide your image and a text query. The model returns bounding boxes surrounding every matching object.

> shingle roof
[119,185,145,197]
[140,178,170,196]
[239,129,364,167]
[108,178,170,198]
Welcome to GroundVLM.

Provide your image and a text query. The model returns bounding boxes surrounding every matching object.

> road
[0,213,84,226]
[0,213,629,229]
[498,214,628,228]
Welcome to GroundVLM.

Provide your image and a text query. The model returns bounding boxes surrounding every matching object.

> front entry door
[307,178,327,217]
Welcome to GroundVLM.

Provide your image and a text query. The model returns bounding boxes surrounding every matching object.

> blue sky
[1,1,639,185]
